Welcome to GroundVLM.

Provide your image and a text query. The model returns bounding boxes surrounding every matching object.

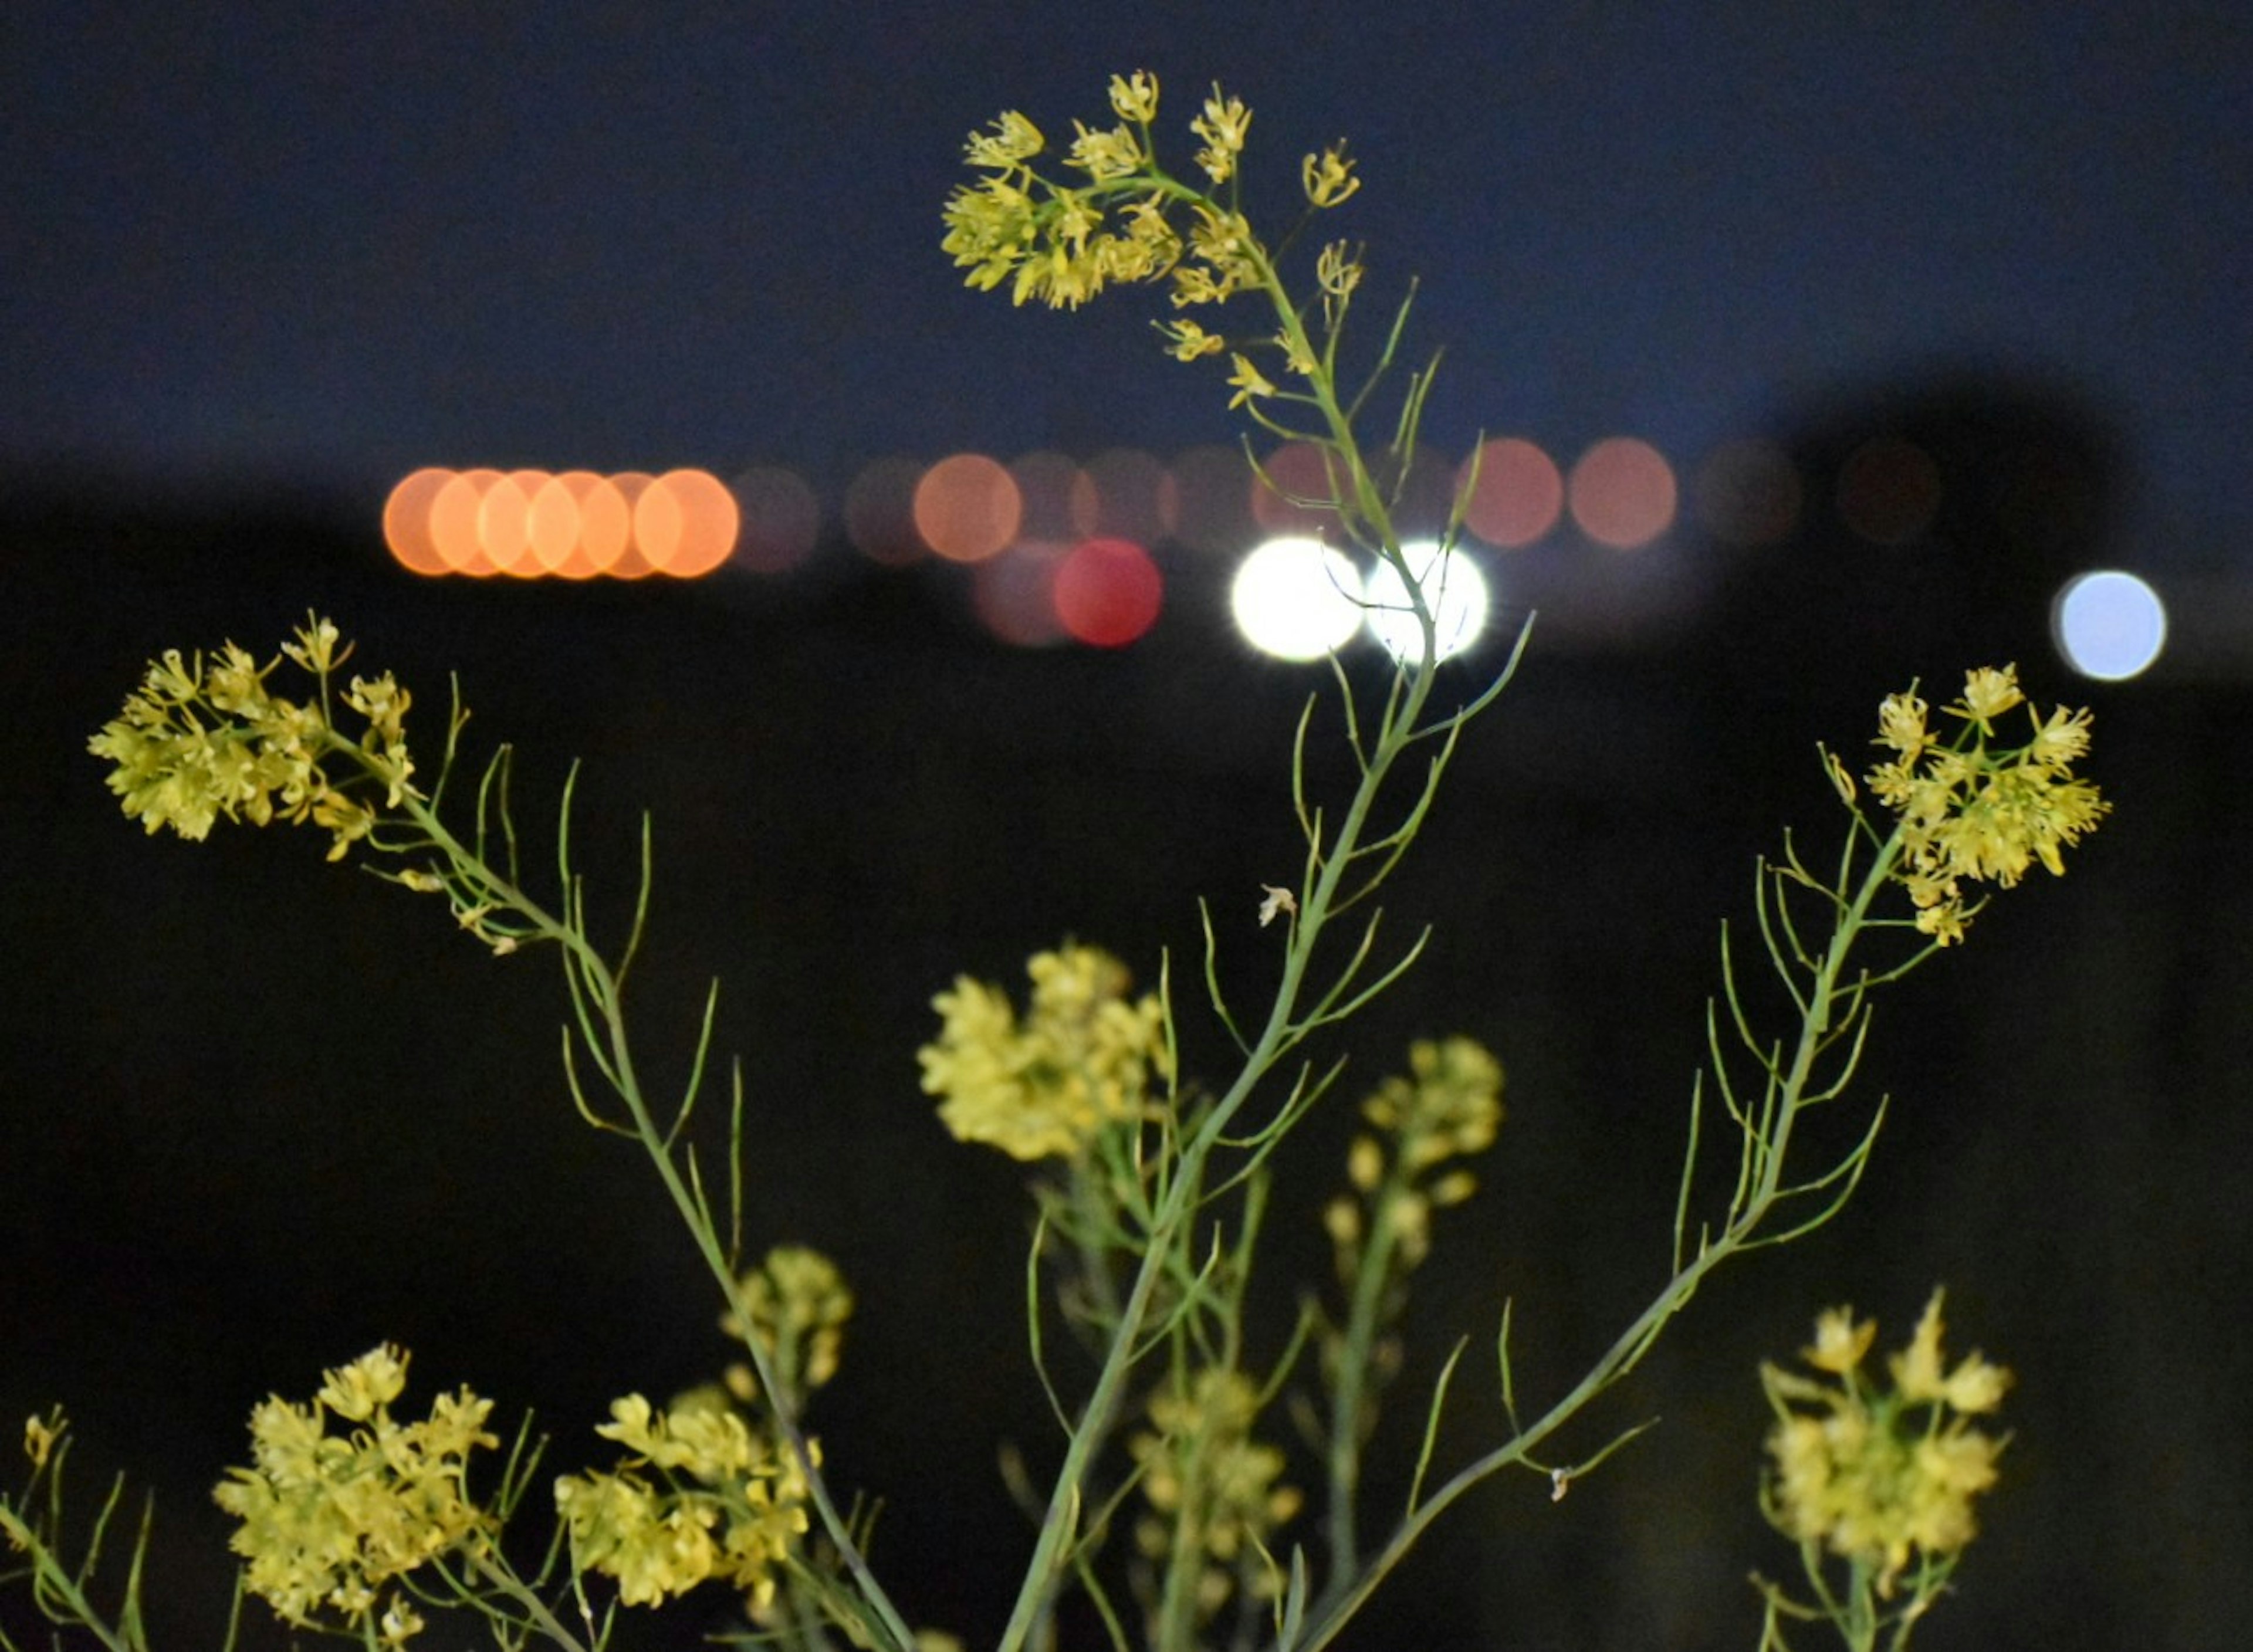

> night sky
[6,5,2252,1651]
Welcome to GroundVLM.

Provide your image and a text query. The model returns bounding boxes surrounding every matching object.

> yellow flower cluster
[87,615,413,861]
[1131,1369,1301,1618]
[719,1245,854,1405]
[553,1390,810,1613]
[918,943,1171,1162]
[1325,1036,1504,1269]
[940,71,1359,326]
[211,1345,495,1640]
[1865,664,2108,944]
[1762,1292,2010,1597]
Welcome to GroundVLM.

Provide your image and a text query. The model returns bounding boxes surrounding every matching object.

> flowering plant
[7,72,2109,1652]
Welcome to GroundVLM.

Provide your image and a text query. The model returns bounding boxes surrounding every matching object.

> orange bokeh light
[385,466,741,580]
[1459,438,1564,549]
[640,469,739,577]
[574,473,631,577]
[527,473,585,573]
[914,452,1021,563]
[430,469,502,576]
[383,468,454,576]
[481,470,547,577]
[1568,438,1677,550]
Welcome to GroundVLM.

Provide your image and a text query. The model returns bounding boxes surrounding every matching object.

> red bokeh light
[1053,537,1163,648]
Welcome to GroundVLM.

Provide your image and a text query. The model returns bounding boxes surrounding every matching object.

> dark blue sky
[7,2,2248,571]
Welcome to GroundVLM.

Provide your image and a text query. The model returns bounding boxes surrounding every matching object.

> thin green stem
[1285,828,1913,1651]
[349,756,916,1652]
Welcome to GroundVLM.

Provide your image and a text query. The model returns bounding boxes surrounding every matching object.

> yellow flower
[557,1390,811,1612]
[1108,70,1159,123]
[1361,1037,1505,1169]
[1156,318,1225,361]
[721,1245,855,1396]
[1132,1369,1300,1619]
[1947,664,2025,734]
[1804,1307,1876,1374]
[1863,666,2107,944]
[214,1347,496,1636]
[1190,86,1253,182]
[90,618,413,861]
[1315,241,1363,297]
[22,1411,58,1470]
[963,110,1044,168]
[1301,143,1360,208]
[317,1342,408,1421]
[1761,1292,2011,1597]
[1226,353,1278,409]
[1068,120,1145,181]
[1873,690,1930,759]
[919,943,1169,1162]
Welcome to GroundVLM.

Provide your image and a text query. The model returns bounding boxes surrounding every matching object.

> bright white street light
[2052,569,2166,681]
[1363,540,1489,663]
[1230,536,1366,661]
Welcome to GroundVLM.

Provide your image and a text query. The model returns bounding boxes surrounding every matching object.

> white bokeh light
[1230,536,1365,661]
[2053,569,2167,681]
[1363,540,1489,663]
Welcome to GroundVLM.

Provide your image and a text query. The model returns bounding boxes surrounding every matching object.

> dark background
[5,5,2249,1649]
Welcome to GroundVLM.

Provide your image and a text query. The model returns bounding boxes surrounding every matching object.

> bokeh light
[1080,447,1176,544]
[642,469,740,577]
[972,541,1070,648]
[526,473,586,574]
[844,456,928,566]
[1054,537,1163,648]
[386,467,740,578]
[1457,437,1563,549]
[1693,438,1803,546]
[382,468,454,576]
[1172,442,1259,556]
[573,473,631,579]
[1250,441,1342,535]
[1230,536,1365,661]
[1364,540,1489,663]
[1836,435,1941,546]
[2053,569,2167,681]
[914,452,1021,563]
[481,470,542,577]
[1010,451,1087,544]
[731,465,821,573]
[430,468,502,576]
[1569,438,1677,549]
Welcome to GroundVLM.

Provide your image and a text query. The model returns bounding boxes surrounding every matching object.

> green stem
[1286,832,1909,1651]
[361,762,918,1652]
[1322,1156,1411,1578]
[465,1548,596,1652]
[994,291,1449,1652]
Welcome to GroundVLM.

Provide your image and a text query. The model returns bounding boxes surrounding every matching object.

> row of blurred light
[382,439,2169,677]
[384,467,742,580]
[384,436,1697,580]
